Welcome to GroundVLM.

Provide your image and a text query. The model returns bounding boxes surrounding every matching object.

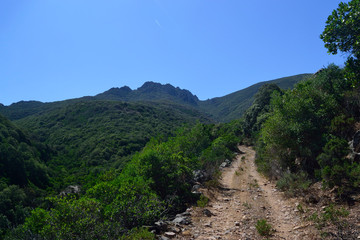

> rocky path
[173,146,315,240]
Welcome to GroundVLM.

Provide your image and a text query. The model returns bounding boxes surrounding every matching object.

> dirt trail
[175,146,315,240]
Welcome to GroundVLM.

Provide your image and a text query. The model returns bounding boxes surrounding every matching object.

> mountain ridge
[0,73,312,122]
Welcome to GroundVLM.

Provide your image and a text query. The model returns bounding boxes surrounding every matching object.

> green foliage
[242,201,252,209]
[0,114,50,187]
[120,227,155,240]
[255,64,360,196]
[197,195,209,208]
[316,136,360,196]
[317,137,349,187]
[103,180,163,229]
[0,185,30,237]
[198,74,311,122]
[22,196,124,240]
[0,114,51,237]
[15,101,209,191]
[276,171,311,197]
[257,66,347,178]
[320,0,360,85]
[242,83,282,140]
[255,219,273,237]
[12,121,241,239]
[309,204,349,230]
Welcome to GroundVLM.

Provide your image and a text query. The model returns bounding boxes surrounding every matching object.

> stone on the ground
[164,231,176,238]
[192,184,201,192]
[182,230,192,236]
[154,220,168,232]
[202,208,214,217]
[172,216,191,225]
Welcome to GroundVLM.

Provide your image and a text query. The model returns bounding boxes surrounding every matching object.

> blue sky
[0,0,348,105]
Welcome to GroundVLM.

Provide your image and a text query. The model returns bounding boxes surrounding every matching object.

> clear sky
[0,0,349,105]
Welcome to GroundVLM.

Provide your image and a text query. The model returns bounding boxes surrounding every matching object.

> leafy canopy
[320,0,360,83]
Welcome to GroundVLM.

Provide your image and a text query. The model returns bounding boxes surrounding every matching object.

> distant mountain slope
[0,82,200,121]
[15,100,211,187]
[198,74,311,122]
[0,74,311,122]
[95,81,199,106]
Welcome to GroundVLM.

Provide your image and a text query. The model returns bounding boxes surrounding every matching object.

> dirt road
[175,146,315,239]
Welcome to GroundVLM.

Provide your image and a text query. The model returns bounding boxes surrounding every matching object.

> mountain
[14,100,211,188]
[95,81,199,106]
[0,74,311,122]
[198,74,311,122]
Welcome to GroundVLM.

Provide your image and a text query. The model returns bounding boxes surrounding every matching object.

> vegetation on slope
[253,0,360,199]
[0,114,50,237]
[2,1,359,238]
[0,114,50,188]
[0,74,308,123]
[7,122,241,239]
[96,81,199,106]
[14,100,210,190]
[198,74,311,122]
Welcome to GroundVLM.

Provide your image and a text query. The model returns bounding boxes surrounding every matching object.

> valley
[1,0,360,239]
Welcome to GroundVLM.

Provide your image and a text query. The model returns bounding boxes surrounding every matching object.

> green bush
[276,171,311,197]
[309,204,349,230]
[255,219,273,237]
[197,195,209,208]
[120,227,155,240]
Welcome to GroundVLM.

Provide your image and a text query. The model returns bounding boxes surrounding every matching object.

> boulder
[172,216,191,225]
[192,170,207,182]
[154,220,168,232]
[60,185,81,196]
[176,211,191,217]
[220,159,231,168]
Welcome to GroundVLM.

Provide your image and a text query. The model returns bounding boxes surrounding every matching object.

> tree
[320,0,360,84]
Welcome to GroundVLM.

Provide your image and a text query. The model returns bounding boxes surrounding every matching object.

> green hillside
[198,74,312,122]
[0,74,310,123]
[0,114,51,237]
[14,100,211,189]
[0,114,50,188]
[96,82,199,106]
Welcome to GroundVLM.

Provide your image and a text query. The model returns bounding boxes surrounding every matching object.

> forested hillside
[15,101,211,190]
[0,114,50,237]
[5,121,242,239]
[0,114,49,187]
[0,74,308,123]
[199,73,311,122]
[253,0,360,201]
[0,99,216,238]
[1,0,359,239]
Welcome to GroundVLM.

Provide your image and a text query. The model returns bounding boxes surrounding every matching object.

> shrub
[255,219,273,237]
[120,227,155,240]
[197,195,209,208]
[309,204,349,230]
[276,171,311,197]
